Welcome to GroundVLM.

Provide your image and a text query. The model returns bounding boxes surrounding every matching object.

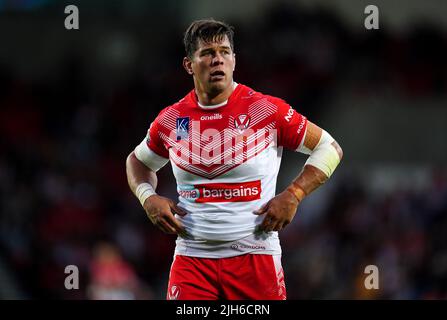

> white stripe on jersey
[174,231,281,258]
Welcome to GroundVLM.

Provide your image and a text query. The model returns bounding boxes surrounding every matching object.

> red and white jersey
[135,83,307,258]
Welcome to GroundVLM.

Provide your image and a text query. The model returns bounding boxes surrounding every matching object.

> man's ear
[183,57,194,75]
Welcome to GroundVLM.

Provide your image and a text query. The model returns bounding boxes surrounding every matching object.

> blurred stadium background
[0,0,446,299]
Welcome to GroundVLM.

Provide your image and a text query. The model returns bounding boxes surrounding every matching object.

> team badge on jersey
[176,117,189,141]
[234,114,251,133]
[167,285,180,300]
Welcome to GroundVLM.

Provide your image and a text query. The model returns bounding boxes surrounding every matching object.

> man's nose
[211,52,224,65]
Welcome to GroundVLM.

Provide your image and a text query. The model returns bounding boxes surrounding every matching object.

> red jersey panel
[145,84,307,180]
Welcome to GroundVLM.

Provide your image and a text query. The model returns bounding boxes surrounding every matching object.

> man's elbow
[126,151,133,163]
[331,140,343,161]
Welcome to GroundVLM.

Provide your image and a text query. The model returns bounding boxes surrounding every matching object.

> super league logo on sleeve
[176,117,190,141]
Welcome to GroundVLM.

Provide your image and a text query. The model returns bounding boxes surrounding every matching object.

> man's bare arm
[126,151,158,195]
[287,122,343,201]
[255,121,343,232]
[126,151,186,235]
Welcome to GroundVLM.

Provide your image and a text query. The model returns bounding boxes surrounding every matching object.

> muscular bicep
[303,121,322,151]
[299,121,343,160]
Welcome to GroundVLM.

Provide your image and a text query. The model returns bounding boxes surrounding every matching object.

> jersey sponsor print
[178,180,261,203]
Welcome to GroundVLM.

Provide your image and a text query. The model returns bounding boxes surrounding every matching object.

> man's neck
[195,81,236,106]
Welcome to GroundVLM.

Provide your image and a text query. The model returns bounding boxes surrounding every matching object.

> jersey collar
[196,82,239,110]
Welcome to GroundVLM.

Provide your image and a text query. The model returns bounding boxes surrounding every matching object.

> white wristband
[135,183,156,207]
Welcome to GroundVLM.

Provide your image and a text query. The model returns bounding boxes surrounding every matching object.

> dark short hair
[183,19,235,58]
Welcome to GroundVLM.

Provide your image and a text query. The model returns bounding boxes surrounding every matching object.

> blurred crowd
[281,168,447,299]
[0,3,446,299]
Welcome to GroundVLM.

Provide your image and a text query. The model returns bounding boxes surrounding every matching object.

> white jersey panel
[172,144,283,243]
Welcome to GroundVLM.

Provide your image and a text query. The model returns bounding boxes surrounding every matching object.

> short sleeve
[134,112,170,172]
[273,98,308,151]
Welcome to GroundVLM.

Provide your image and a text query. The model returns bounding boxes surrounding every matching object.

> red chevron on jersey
[146,84,307,179]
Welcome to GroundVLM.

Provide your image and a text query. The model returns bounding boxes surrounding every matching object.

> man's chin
[208,80,229,93]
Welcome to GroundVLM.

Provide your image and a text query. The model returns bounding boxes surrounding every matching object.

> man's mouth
[210,70,225,81]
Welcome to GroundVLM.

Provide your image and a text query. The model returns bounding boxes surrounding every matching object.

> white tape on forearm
[135,183,156,207]
[304,130,340,178]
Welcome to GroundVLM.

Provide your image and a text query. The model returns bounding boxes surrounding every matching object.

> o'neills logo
[178,180,261,203]
[200,113,222,121]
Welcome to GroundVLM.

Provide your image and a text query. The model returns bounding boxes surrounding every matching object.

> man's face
[184,36,236,95]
